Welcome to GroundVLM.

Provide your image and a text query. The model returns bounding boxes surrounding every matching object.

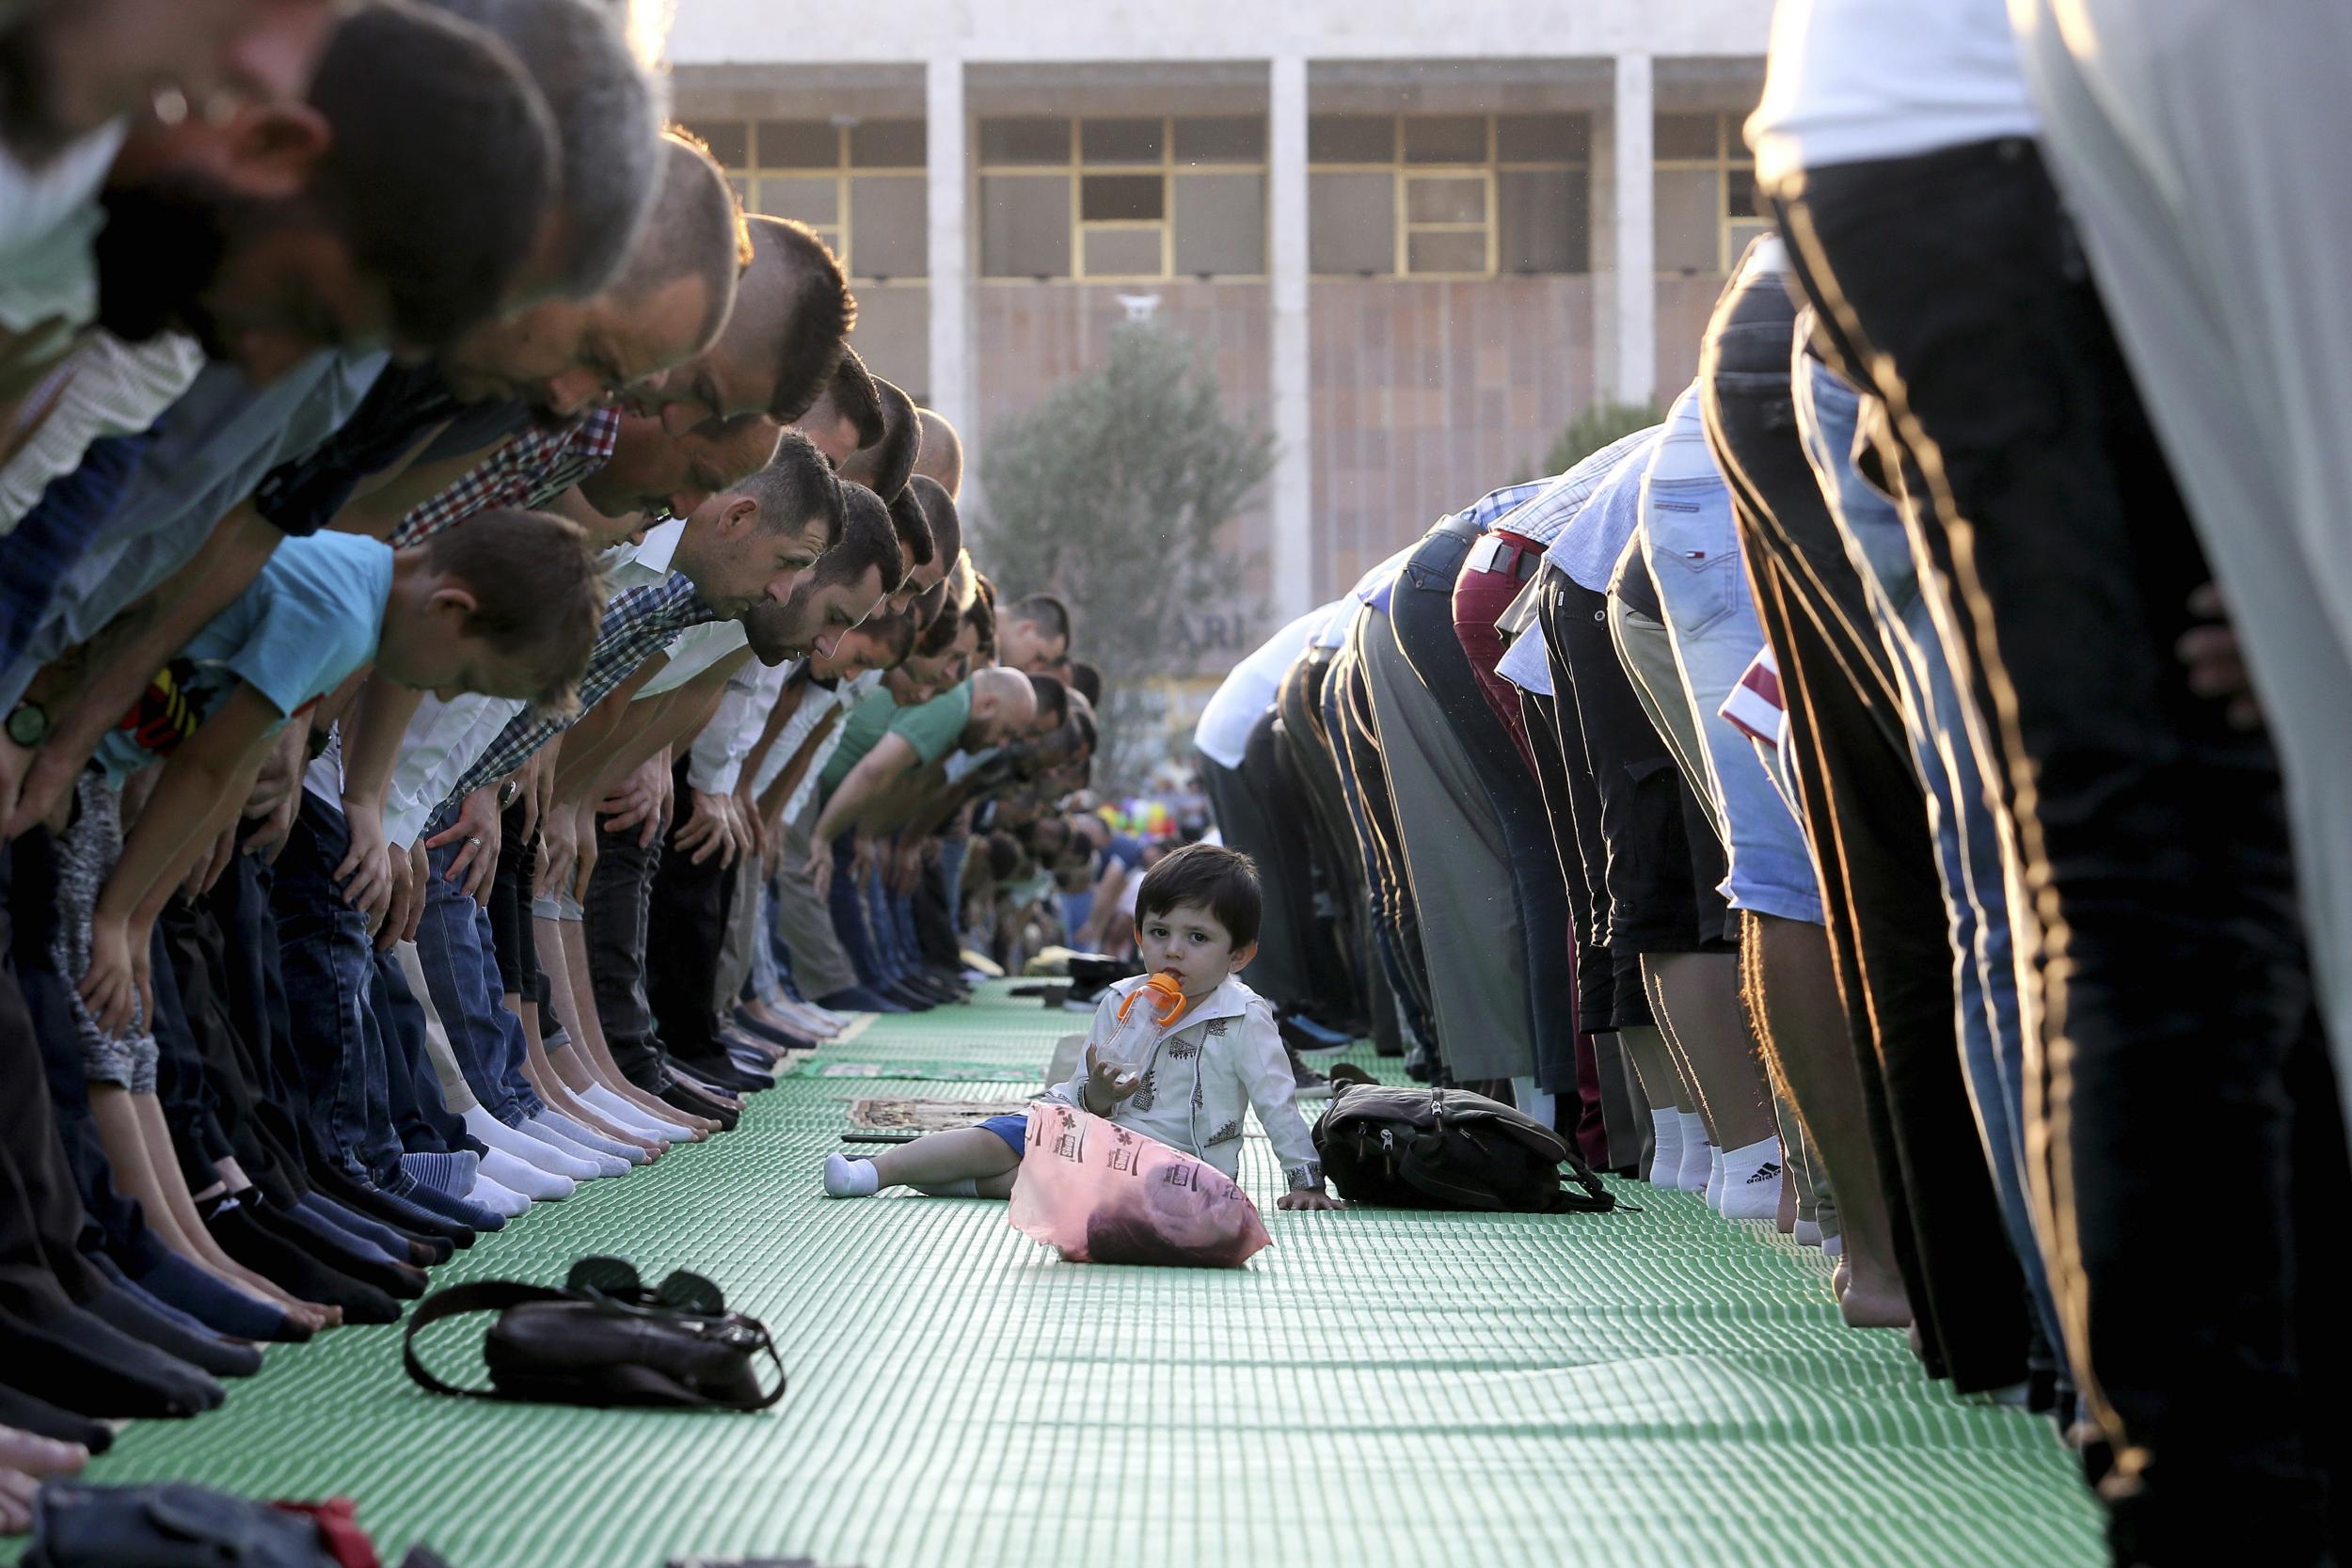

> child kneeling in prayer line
[823,843,1343,1210]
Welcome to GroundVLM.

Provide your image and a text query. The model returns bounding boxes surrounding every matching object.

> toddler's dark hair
[1136,843,1261,949]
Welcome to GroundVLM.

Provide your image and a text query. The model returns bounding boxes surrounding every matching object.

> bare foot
[0,1427,86,1478]
[1832,1258,1851,1299]
[1837,1266,1915,1331]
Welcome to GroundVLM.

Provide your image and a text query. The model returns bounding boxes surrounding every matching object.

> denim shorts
[1639,390,1825,926]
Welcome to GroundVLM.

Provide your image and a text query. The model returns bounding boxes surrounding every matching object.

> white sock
[1705,1147,1726,1210]
[478,1147,575,1202]
[532,1110,645,1166]
[466,1174,532,1217]
[1821,1231,1845,1259]
[1674,1115,1712,1192]
[519,1117,629,1178]
[1645,1110,1683,1184]
[1792,1218,1824,1248]
[580,1085,687,1141]
[464,1107,602,1180]
[915,1178,978,1197]
[1715,1134,1784,1221]
[822,1154,879,1197]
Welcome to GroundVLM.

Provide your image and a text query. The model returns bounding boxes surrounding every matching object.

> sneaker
[1286,1043,1333,1101]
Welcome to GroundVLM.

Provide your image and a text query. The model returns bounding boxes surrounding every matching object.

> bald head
[914,409,962,498]
[967,667,1038,745]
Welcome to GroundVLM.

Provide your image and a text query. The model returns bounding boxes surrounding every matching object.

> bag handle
[403,1279,573,1401]
[403,1280,791,1411]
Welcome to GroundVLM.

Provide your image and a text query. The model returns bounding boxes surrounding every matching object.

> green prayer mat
[8,984,2101,1568]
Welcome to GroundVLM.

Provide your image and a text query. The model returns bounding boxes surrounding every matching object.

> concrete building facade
[667,0,1770,653]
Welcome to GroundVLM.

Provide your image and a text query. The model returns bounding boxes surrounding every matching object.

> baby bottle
[1097,973,1188,1076]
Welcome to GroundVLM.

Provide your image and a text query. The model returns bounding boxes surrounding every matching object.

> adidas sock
[1645,1110,1683,1184]
[916,1178,978,1198]
[477,1146,575,1202]
[1716,1134,1783,1221]
[822,1154,879,1197]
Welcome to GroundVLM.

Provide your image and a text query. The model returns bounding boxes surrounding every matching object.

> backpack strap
[402,1279,572,1401]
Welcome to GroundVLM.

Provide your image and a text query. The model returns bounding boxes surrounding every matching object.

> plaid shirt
[421,569,715,834]
[1486,426,1661,549]
[388,407,622,548]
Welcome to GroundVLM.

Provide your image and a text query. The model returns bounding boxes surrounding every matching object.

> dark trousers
[371,948,466,1156]
[1783,138,2348,1562]
[270,794,384,1182]
[0,849,110,1310]
[647,760,729,1069]
[585,816,664,1090]
[1536,565,1725,1024]
[1699,250,2030,1392]
[1279,648,1380,1039]
[1391,523,1579,1091]
[1326,633,1439,1057]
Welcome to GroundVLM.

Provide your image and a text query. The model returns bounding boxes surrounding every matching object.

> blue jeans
[415,838,542,1125]
[1639,388,1824,924]
[269,794,387,1181]
[827,836,888,989]
[1794,350,2059,1353]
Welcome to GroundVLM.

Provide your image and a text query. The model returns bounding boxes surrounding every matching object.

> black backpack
[1311,1084,1617,1214]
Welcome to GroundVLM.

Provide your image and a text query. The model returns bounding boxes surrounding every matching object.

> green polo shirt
[818,680,974,799]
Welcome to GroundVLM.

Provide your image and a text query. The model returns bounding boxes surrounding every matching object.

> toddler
[822,844,1341,1210]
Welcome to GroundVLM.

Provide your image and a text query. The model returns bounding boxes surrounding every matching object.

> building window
[681,118,930,281]
[1652,112,1768,275]
[1308,112,1589,279]
[977,116,1268,281]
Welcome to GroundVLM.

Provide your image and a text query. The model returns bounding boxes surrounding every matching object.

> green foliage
[1538,398,1662,479]
[977,324,1276,785]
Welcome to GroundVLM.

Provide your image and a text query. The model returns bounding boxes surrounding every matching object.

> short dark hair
[1011,590,1073,645]
[818,483,905,590]
[985,831,1024,880]
[748,215,856,422]
[1070,702,1098,756]
[1069,659,1103,706]
[885,486,935,570]
[914,588,961,657]
[421,506,605,716]
[1136,842,1261,949]
[964,583,997,659]
[907,473,961,565]
[309,3,557,347]
[607,135,740,351]
[860,605,918,664]
[1027,672,1069,727]
[739,427,845,547]
[421,0,661,294]
[855,376,919,500]
[828,347,885,449]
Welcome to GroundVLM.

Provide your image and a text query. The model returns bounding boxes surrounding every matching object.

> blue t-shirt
[1104,833,1146,872]
[95,531,391,783]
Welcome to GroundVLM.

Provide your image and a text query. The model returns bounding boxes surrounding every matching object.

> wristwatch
[5,700,50,748]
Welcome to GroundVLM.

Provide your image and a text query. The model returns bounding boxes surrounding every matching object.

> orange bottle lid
[1115,972,1189,1029]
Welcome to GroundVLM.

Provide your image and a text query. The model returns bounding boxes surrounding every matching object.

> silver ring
[469,835,482,846]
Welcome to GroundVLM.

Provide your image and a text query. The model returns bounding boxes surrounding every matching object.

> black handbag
[403,1257,786,1411]
[1311,1083,1619,1214]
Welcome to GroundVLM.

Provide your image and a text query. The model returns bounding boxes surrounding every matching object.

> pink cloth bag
[1006,1101,1271,1268]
